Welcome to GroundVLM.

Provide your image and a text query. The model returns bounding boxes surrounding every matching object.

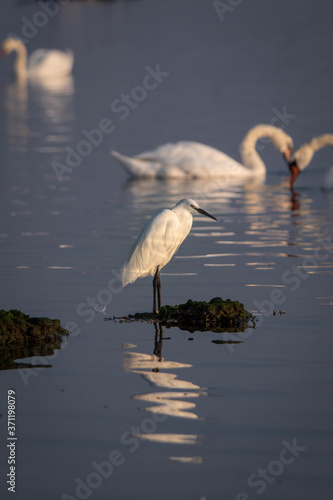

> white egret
[1,37,74,83]
[121,198,218,314]
[288,134,333,188]
[112,124,293,180]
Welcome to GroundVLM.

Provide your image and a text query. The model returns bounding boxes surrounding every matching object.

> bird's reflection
[153,320,163,360]
[3,75,75,156]
[122,176,308,224]
[290,190,301,214]
[3,82,29,152]
[123,323,202,395]
[122,177,262,216]
[122,322,204,447]
[29,76,75,154]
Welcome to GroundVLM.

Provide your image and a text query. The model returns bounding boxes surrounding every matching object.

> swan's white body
[1,37,74,82]
[112,124,293,180]
[290,134,333,188]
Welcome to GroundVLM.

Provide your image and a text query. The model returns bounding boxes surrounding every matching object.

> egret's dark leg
[153,277,157,315]
[156,268,161,312]
[153,266,160,314]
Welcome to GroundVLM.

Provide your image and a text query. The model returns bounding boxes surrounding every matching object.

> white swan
[289,134,333,188]
[1,37,74,82]
[112,124,293,180]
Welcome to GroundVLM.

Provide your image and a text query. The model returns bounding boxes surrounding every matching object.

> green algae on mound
[0,309,68,347]
[123,297,253,333]
[158,297,252,331]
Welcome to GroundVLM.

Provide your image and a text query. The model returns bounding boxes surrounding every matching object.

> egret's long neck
[13,42,28,82]
[172,205,193,232]
[309,134,333,152]
[240,124,280,174]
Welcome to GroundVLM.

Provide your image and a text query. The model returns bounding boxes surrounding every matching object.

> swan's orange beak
[289,161,300,188]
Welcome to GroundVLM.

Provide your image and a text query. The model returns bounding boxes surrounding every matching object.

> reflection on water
[30,76,75,154]
[134,392,201,419]
[123,178,247,220]
[123,323,204,417]
[132,433,200,445]
[316,296,333,306]
[4,82,29,152]
[123,322,204,448]
[3,76,74,155]
[0,338,62,371]
[122,321,245,463]
[169,456,203,464]
[2,74,76,229]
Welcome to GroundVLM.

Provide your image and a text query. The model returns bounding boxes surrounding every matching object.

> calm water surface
[0,1,333,499]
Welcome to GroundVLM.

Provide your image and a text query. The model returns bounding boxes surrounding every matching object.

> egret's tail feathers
[121,270,133,288]
[121,270,141,287]
[121,265,130,287]
[121,263,152,287]
[112,150,155,178]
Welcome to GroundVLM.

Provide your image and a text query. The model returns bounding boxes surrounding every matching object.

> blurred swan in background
[112,124,293,180]
[1,37,74,83]
[288,134,333,188]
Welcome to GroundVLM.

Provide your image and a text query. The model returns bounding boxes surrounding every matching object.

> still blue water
[0,1,333,499]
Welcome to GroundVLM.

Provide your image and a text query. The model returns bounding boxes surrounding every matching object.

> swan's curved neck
[240,124,282,174]
[13,41,28,82]
[309,134,333,152]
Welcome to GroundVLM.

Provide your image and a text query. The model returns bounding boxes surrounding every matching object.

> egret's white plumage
[289,134,333,187]
[1,37,74,82]
[112,124,293,180]
[121,199,218,313]
[122,205,191,287]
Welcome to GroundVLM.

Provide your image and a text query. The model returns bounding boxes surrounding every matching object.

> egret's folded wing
[121,209,183,286]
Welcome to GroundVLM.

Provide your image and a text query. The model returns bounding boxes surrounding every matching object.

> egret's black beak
[288,161,300,189]
[195,207,218,221]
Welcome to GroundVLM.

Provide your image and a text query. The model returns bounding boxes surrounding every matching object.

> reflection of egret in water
[123,322,204,448]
